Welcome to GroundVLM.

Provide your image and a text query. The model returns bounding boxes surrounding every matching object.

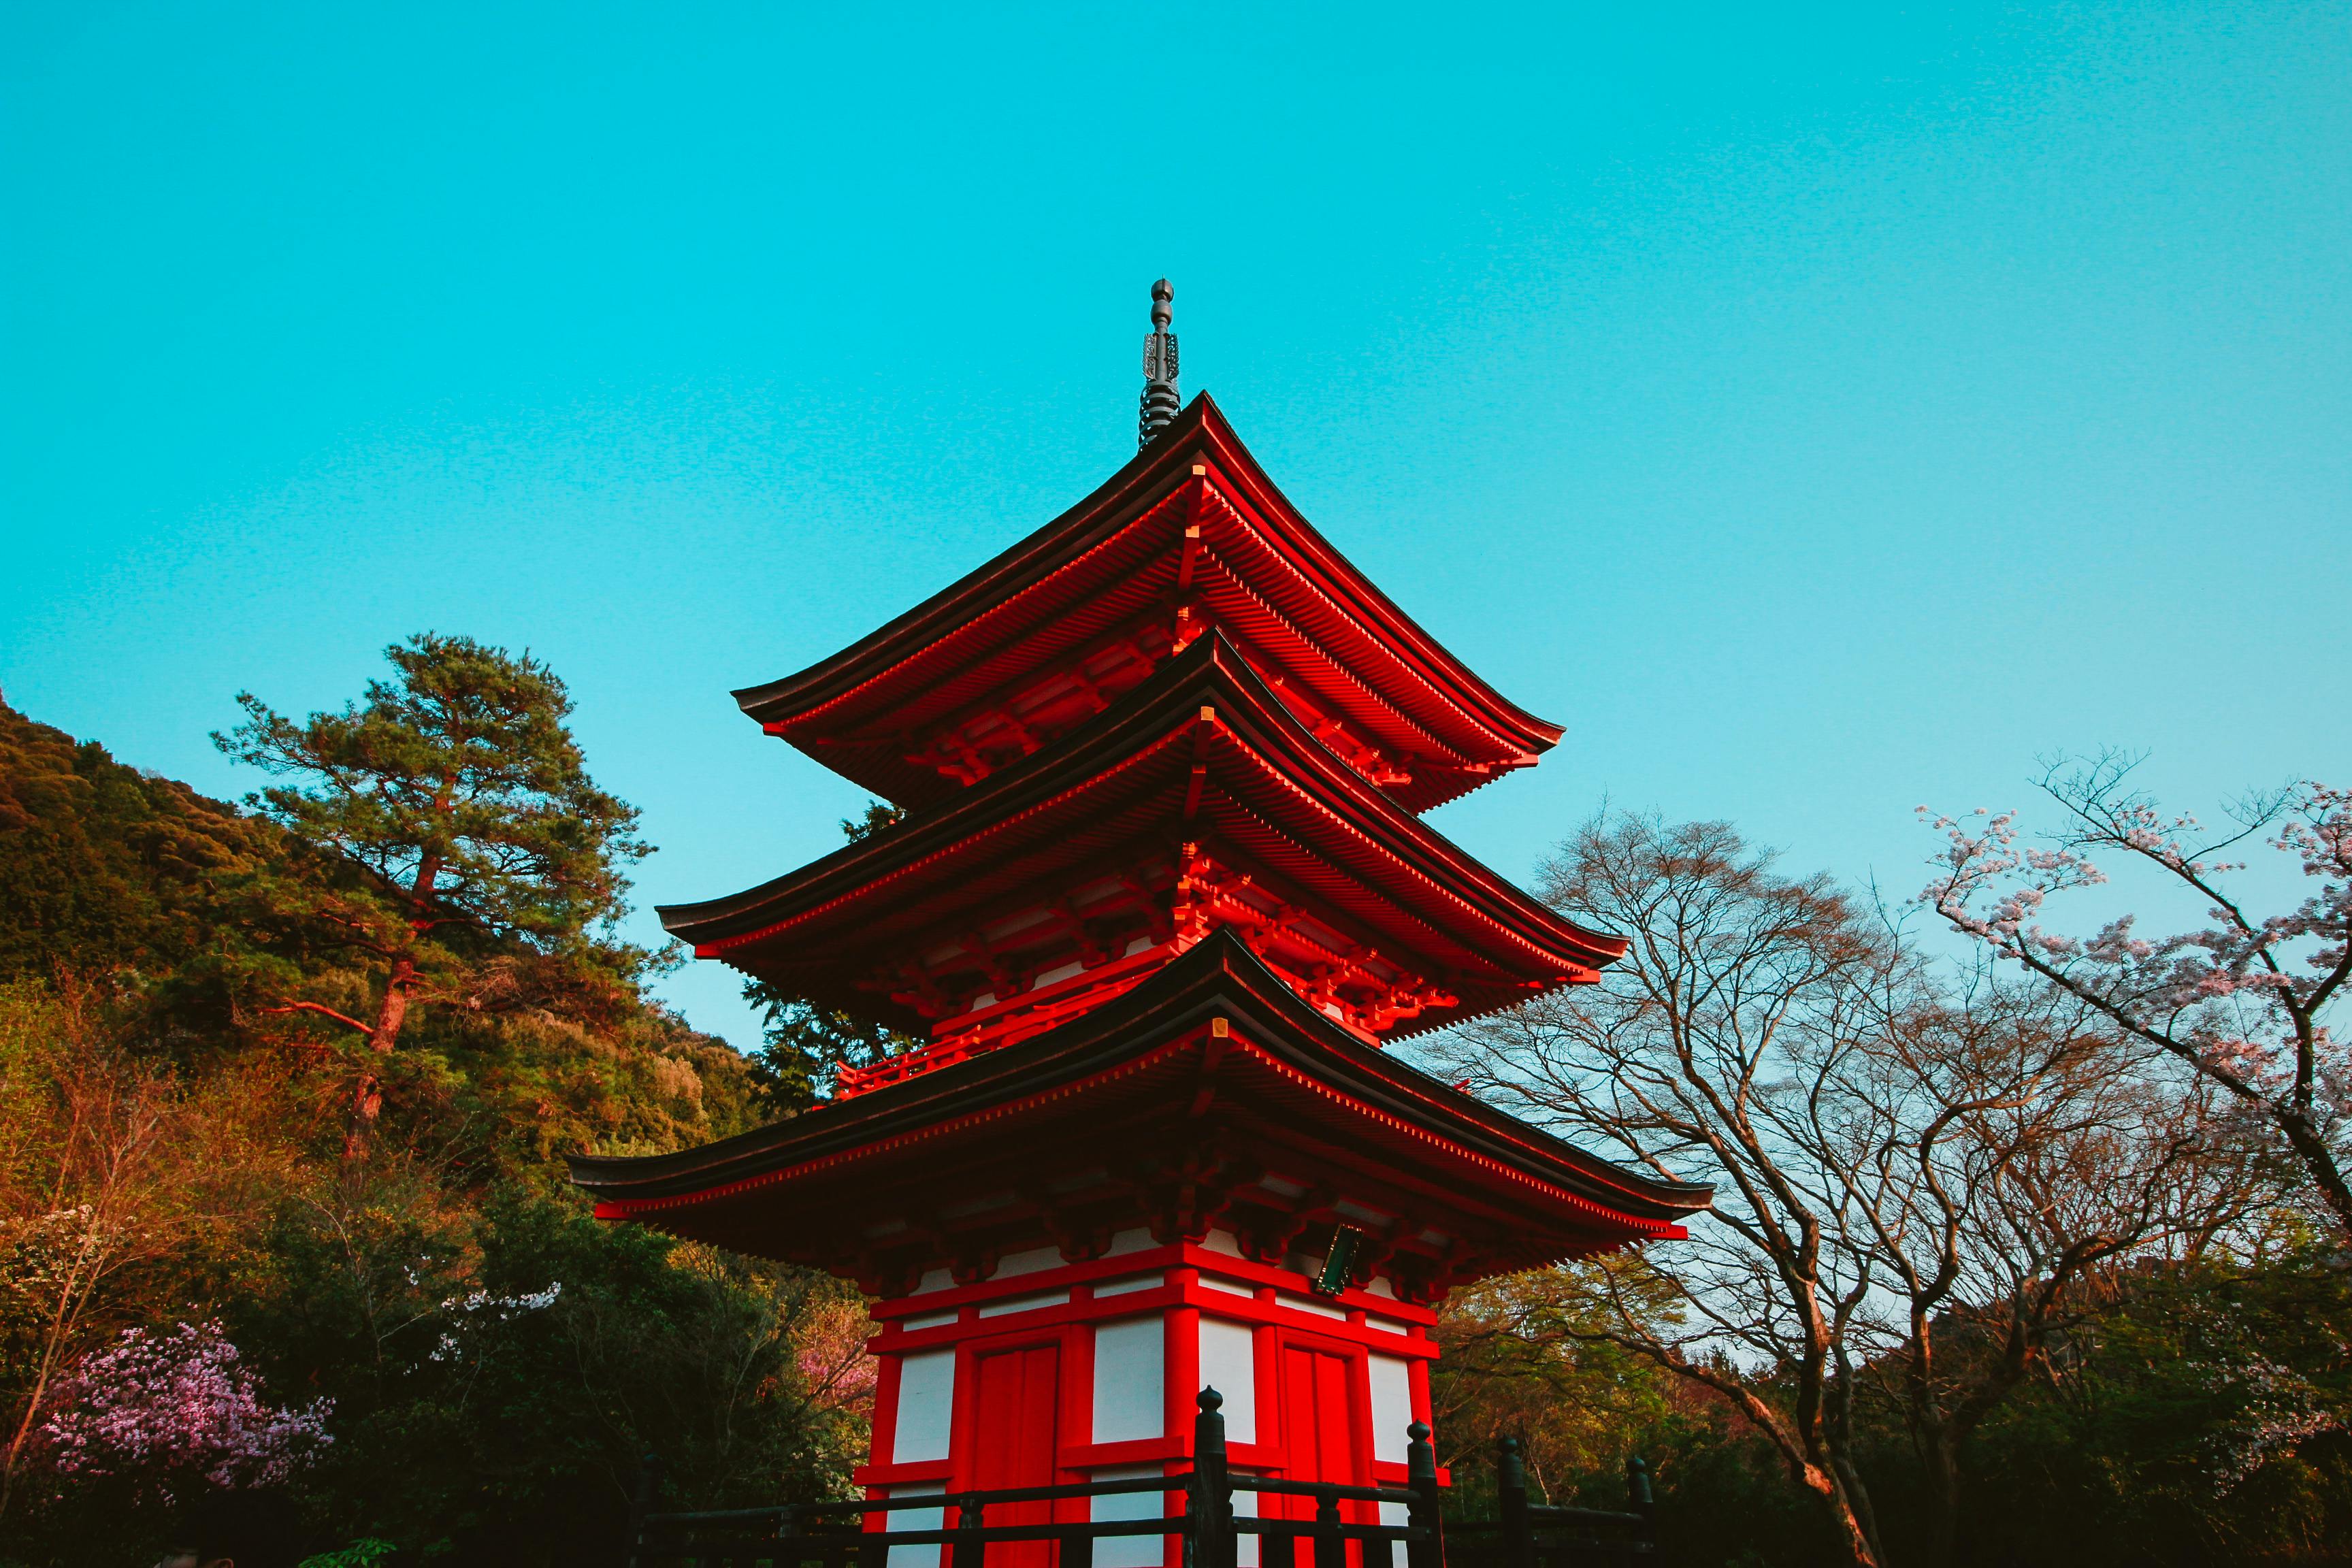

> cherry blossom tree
[1920,754,2351,1240]
[35,1319,330,1495]
[789,1290,878,1418]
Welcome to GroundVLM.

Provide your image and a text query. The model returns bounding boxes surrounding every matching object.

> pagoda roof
[568,930,1710,1287]
[659,633,1622,1040]
[734,394,1563,814]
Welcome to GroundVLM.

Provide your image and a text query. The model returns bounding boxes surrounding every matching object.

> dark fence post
[1312,1493,1344,1568]
[953,1493,985,1568]
[1495,1437,1530,1568]
[1405,1422,1444,1568]
[1192,1387,1235,1568]
[1625,1454,1655,1554]
[626,1451,662,1568]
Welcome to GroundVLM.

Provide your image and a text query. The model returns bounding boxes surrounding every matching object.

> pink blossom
[36,1320,331,1491]
[1918,764,2352,1228]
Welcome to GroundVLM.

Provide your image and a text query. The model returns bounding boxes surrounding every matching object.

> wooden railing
[1443,1438,1655,1568]
[627,1393,1650,1568]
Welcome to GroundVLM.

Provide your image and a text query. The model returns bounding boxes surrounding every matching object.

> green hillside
[0,691,865,1568]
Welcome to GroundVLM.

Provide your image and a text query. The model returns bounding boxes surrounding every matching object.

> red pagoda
[572,282,1708,1562]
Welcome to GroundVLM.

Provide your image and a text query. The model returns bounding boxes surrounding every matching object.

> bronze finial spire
[1138,278,1179,448]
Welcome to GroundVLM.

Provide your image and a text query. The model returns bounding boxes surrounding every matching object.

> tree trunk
[1919,1426,1963,1568]
[1797,1460,1884,1568]
[1831,1451,1886,1568]
[342,951,416,1164]
[2276,1101,2352,1244]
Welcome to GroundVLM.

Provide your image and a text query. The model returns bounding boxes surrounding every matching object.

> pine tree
[214,634,648,1159]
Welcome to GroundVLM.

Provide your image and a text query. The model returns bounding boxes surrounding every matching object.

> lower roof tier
[659,635,1623,1059]
[568,931,1711,1301]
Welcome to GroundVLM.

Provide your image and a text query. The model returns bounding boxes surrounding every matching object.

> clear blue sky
[5,4,2347,1049]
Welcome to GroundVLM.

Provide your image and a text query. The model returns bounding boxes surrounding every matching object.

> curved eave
[662,633,1622,996]
[732,394,1561,772]
[569,928,1711,1233]
[1179,399,1562,755]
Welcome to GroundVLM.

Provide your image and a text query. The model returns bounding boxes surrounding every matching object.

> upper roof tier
[734,395,1564,815]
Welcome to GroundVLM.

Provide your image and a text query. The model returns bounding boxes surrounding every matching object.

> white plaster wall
[1093,1316,1165,1443]
[1087,1464,1167,1568]
[893,1349,956,1463]
[886,1482,945,1568]
[994,1245,1064,1278]
[1367,1354,1414,1464]
[1198,1318,1258,1443]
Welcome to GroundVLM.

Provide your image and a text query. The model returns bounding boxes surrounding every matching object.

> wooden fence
[628,1392,1653,1568]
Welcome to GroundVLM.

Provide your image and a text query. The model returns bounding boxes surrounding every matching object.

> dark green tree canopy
[216,634,648,952]
[745,800,915,1108]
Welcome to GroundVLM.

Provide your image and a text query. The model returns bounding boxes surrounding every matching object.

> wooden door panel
[972,1343,1061,1568]
[1275,1344,1363,1509]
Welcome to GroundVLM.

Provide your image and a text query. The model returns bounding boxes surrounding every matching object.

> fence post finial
[1404,1422,1444,1568]
[1192,1388,1235,1568]
[1627,1452,1656,1522]
[1494,1436,1530,1568]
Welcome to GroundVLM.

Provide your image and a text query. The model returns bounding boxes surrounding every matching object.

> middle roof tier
[662,634,1622,1086]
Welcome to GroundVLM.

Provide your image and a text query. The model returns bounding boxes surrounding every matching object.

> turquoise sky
[5,4,2347,1049]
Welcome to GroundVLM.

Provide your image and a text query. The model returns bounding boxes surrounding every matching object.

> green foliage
[742,800,919,1108]
[740,985,919,1109]
[839,800,905,844]
[1954,1251,2352,1567]
[204,634,663,1158]
[299,1541,398,1568]
[0,686,866,1568]
[1438,1253,2352,1567]
[1431,1258,1683,1503]
[216,633,648,956]
[0,702,273,987]
[220,1181,858,1565]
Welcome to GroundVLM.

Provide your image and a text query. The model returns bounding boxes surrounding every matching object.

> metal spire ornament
[1138,278,1179,447]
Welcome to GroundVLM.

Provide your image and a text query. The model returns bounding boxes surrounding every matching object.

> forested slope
[0,696,868,1568]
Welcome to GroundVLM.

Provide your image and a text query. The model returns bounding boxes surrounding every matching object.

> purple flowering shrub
[37,1319,331,1492]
